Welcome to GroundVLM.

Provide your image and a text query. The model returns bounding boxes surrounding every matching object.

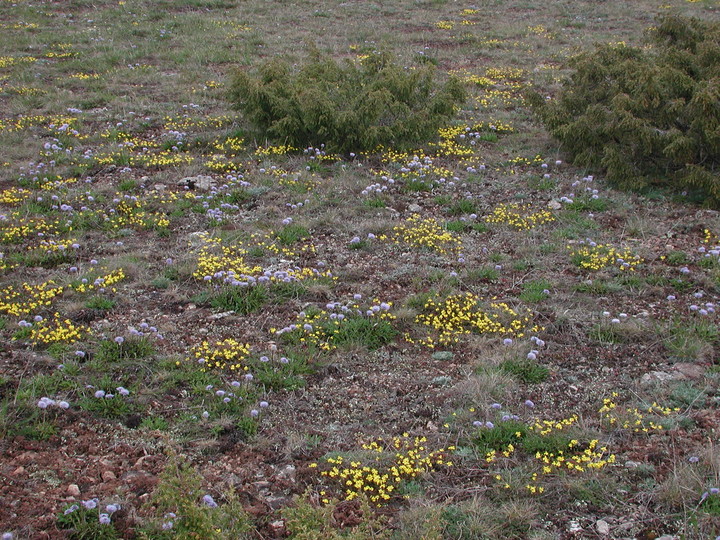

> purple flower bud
[202,494,217,508]
[524,400,535,408]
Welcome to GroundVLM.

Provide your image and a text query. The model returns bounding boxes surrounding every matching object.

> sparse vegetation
[1,0,719,538]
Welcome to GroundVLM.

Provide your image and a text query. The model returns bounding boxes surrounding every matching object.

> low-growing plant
[57,501,121,539]
[229,48,465,153]
[499,358,550,384]
[139,459,253,539]
[518,280,551,303]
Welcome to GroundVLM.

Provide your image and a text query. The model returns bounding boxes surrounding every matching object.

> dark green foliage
[499,358,549,383]
[529,15,720,205]
[229,49,465,153]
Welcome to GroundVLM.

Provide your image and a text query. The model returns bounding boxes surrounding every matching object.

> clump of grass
[499,358,549,383]
[518,280,551,303]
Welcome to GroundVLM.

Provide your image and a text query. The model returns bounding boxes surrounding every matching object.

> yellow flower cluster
[393,215,463,255]
[162,114,234,132]
[569,243,643,271]
[29,313,87,346]
[189,338,250,372]
[0,253,16,273]
[409,293,537,348]
[433,125,477,157]
[69,72,100,80]
[0,114,77,135]
[314,434,453,504]
[140,150,194,169]
[0,280,64,316]
[515,439,615,495]
[255,144,297,157]
[435,20,455,30]
[703,228,717,245]
[0,21,38,29]
[0,187,31,205]
[599,394,678,433]
[530,414,579,436]
[0,55,36,69]
[4,86,44,96]
[38,176,78,190]
[0,216,62,243]
[69,268,126,294]
[193,241,261,281]
[484,203,555,230]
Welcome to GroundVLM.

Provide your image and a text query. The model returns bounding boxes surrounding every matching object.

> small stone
[640,371,674,385]
[265,495,288,510]
[567,520,582,533]
[67,484,81,497]
[547,199,562,210]
[270,520,285,531]
[180,175,216,191]
[408,203,422,213]
[431,351,454,361]
[672,363,706,380]
[430,375,453,387]
[102,471,116,482]
[595,519,610,535]
[13,466,25,476]
[625,460,641,469]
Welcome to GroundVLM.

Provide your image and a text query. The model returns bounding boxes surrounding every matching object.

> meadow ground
[1,0,720,538]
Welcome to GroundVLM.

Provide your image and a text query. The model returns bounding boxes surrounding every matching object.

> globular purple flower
[259,356,269,363]
[202,494,218,508]
[75,350,86,358]
[524,399,535,408]
[64,504,79,515]
[527,352,537,361]
[689,456,699,463]
[202,411,210,419]
[250,409,259,418]
[490,403,502,409]
[711,487,720,495]
[34,315,43,322]
[99,513,111,525]
[353,294,362,300]
[82,499,98,510]
[230,381,240,387]
[58,401,70,409]
[116,387,130,396]
[114,336,124,344]
[259,401,269,408]
[280,357,289,364]
[472,421,483,427]
[667,295,676,301]
[106,504,120,513]
[162,521,174,530]
[244,373,253,382]
[503,338,513,346]
[485,421,495,429]
[94,390,106,398]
